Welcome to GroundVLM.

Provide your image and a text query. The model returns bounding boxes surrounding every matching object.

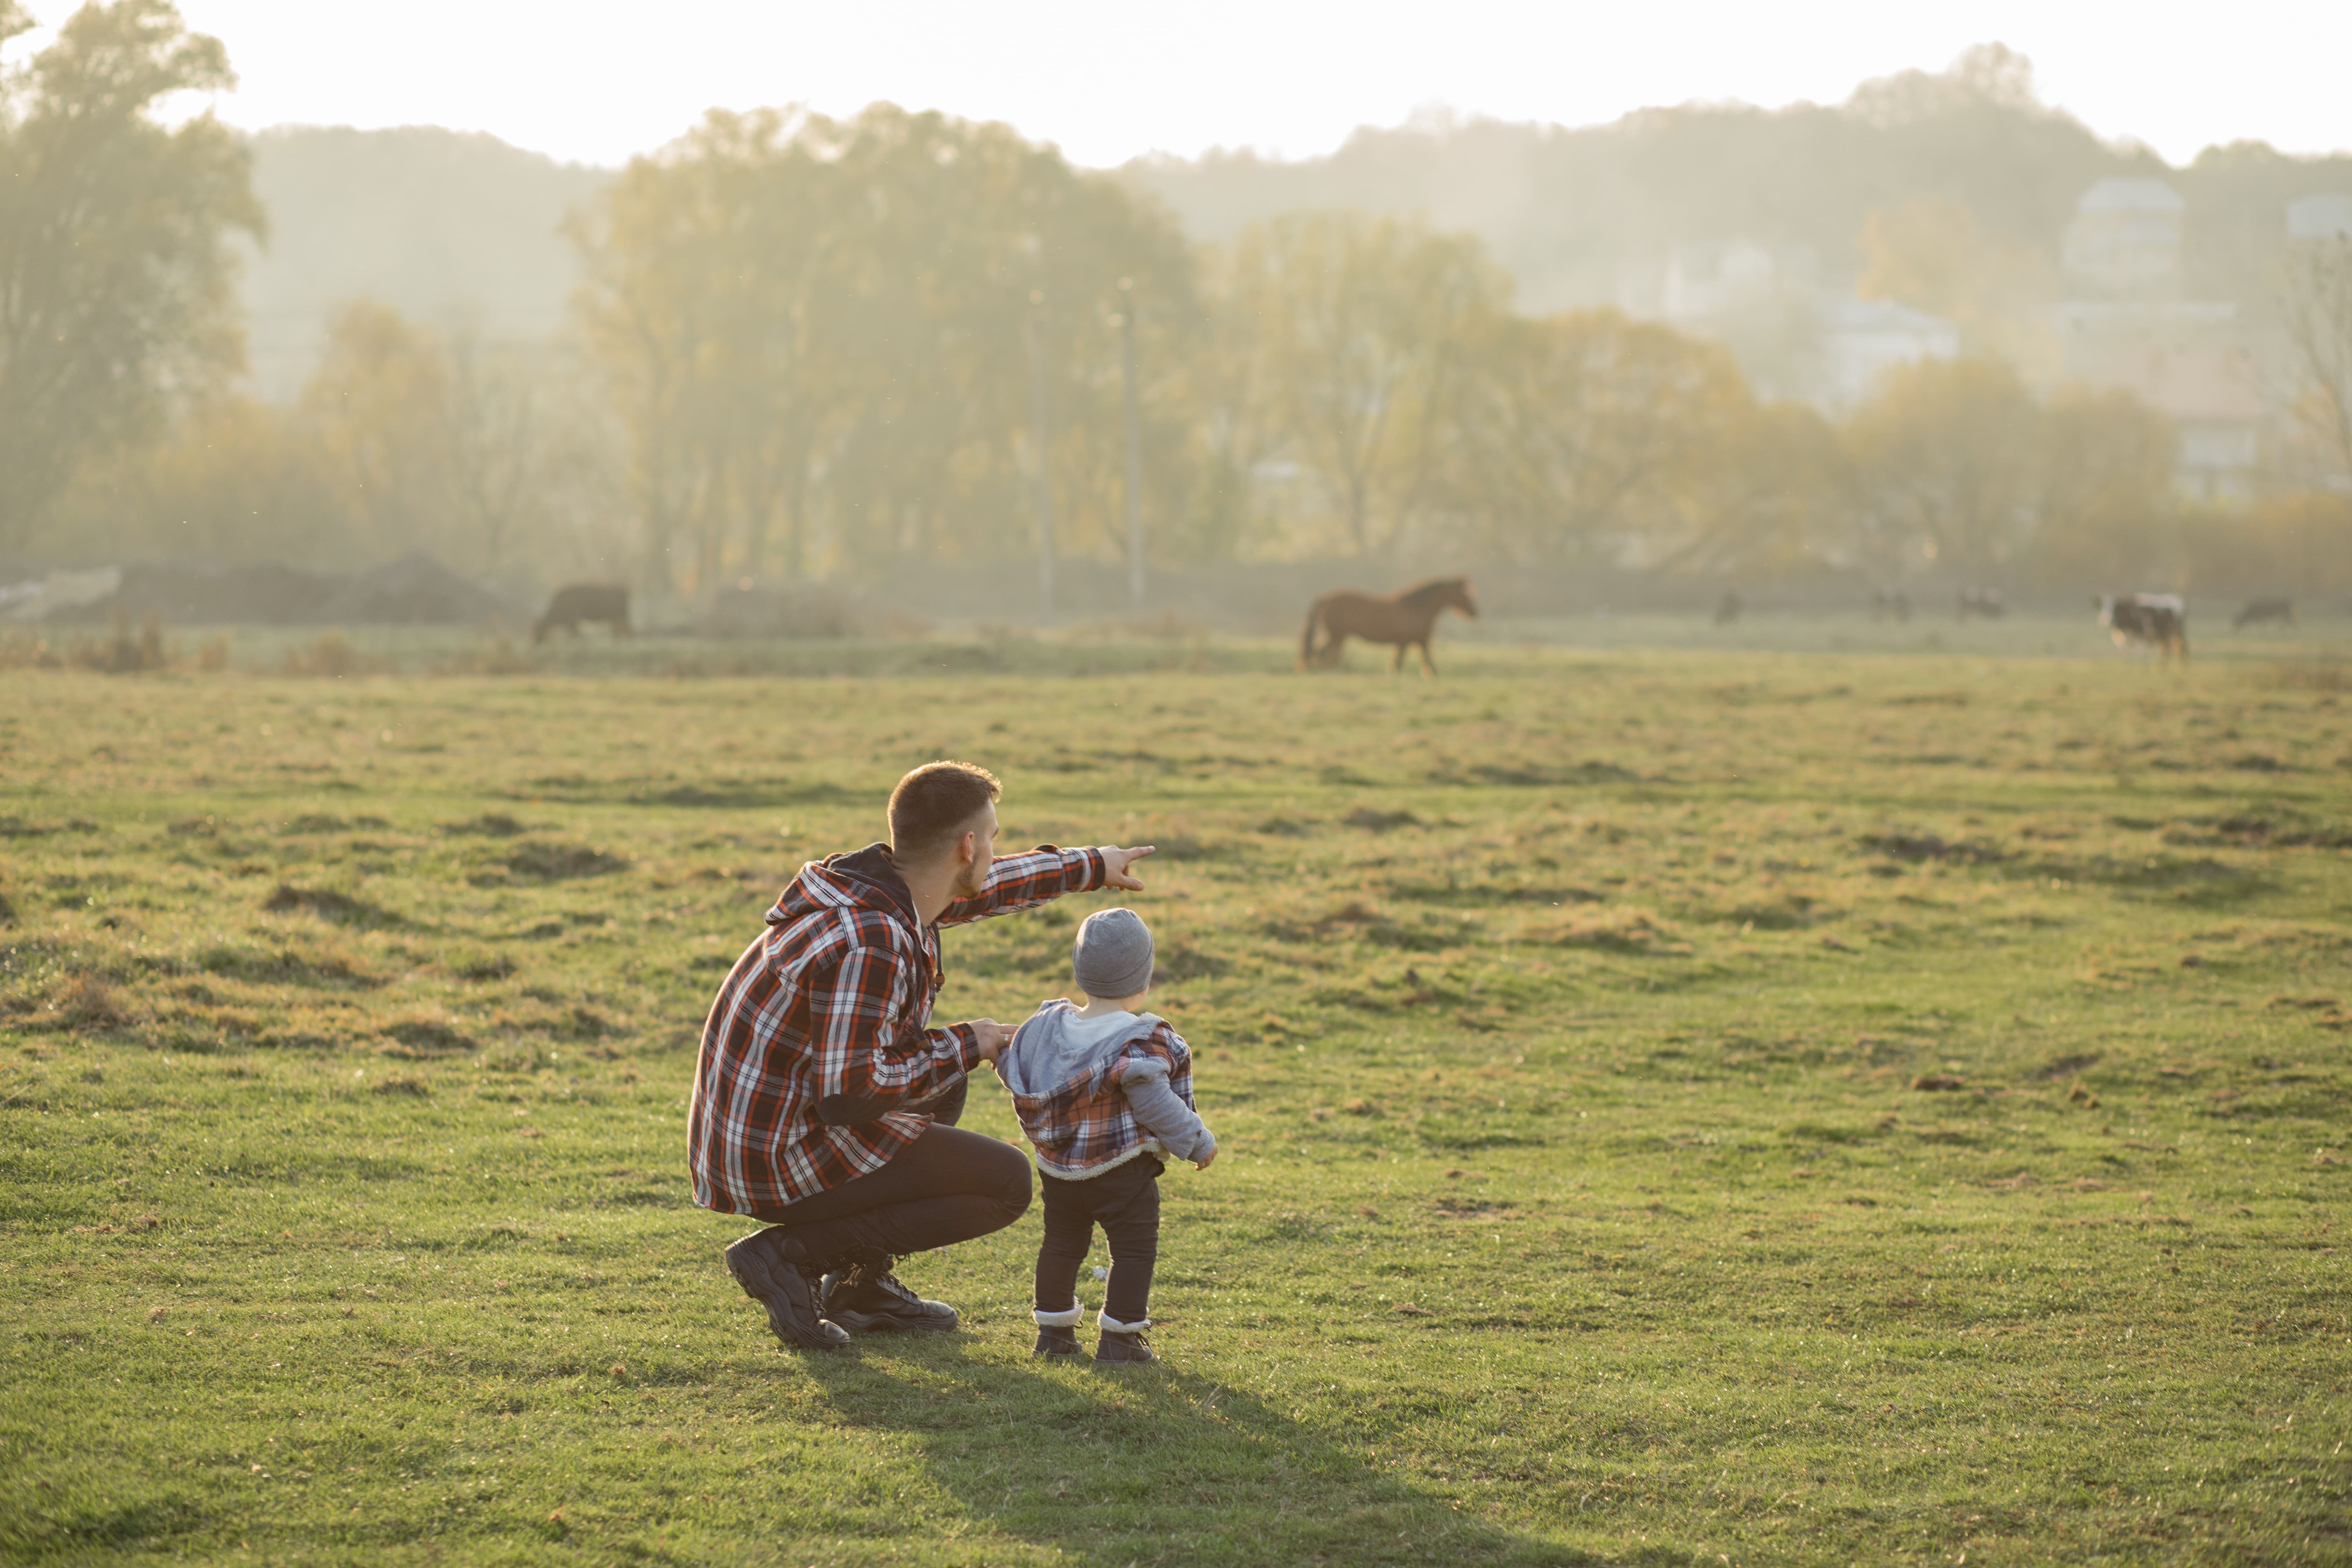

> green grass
[2,647,2349,1565]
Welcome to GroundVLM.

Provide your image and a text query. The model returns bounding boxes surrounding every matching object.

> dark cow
[1712,590,1743,626]
[535,583,631,644]
[2095,593,2188,662]
[1956,588,2007,621]
[2233,596,2295,629]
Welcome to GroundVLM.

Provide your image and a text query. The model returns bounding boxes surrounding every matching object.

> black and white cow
[2095,593,2188,662]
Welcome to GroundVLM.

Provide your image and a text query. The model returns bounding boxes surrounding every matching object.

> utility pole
[1026,292,1055,620]
[1118,276,1145,607]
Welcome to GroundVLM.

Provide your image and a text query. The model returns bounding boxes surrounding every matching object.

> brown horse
[1298,576,1480,675]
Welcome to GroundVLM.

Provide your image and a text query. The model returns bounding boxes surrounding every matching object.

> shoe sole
[829,1304,961,1335]
[724,1240,840,1350]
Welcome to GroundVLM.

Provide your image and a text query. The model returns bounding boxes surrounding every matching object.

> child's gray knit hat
[1073,907,1154,999]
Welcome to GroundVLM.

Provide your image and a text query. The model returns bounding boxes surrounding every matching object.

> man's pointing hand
[1100,845,1157,891]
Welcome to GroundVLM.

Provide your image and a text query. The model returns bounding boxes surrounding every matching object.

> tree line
[7,2,2350,609]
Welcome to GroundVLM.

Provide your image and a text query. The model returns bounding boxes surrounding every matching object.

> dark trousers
[1035,1155,1162,1324]
[747,1080,1030,1266]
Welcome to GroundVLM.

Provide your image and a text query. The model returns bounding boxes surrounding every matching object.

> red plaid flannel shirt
[687,841,1107,1213]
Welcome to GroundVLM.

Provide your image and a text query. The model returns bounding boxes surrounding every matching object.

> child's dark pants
[1034,1155,1162,1323]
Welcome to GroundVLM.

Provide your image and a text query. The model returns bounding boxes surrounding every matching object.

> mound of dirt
[46,551,517,626]
[316,551,519,626]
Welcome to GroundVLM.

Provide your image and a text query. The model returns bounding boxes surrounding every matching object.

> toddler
[999,907,1216,1363]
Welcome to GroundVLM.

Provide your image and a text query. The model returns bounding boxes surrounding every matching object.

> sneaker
[1094,1329,1156,1364]
[821,1248,960,1334]
[723,1228,848,1350]
[1033,1324,1083,1358]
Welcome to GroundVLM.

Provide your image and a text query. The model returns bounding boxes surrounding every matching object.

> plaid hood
[1002,998,1197,1178]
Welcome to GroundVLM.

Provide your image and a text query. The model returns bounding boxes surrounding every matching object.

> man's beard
[954,858,989,899]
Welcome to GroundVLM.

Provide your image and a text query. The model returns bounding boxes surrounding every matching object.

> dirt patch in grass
[383,1018,476,1057]
[261,885,404,927]
[1856,831,2007,865]
[502,841,626,880]
[443,812,531,837]
[54,972,133,1033]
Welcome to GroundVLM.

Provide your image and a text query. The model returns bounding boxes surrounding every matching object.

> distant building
[1635,240,1956,410]
[2053,178,2260,501]
[1817,298,1961,411]
[1658,239,1790,322]
[2060,178,2187,299]
[2287,194,2352,243]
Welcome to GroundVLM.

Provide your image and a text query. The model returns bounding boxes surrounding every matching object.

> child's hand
[1194,1147,1217,1171]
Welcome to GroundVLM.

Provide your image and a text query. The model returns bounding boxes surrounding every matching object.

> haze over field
[4,1,2351,632]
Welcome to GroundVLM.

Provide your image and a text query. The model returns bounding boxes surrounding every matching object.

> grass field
[2,645,2349,1566]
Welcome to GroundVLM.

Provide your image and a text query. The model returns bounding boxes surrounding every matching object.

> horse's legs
[1418,642,1437,678]
[1323,633,1347,668]
[1390,643,1407,674]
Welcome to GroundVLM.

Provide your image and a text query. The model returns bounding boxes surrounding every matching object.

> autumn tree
[2281,232,2352,493]
[568,110,836,594]
[817,106,1192,578]
[297,301,456,560]
[1665,398,1849,575]
[1857,197,2056,373]
[1842,355,2045,583]
[570,105,1191,598]
[0,0,262,548]
[1224,212,1506,559]
[1442,307,1749,563]
[2025,384,2177,584]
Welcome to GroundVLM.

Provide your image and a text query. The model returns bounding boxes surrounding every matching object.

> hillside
[238,125,611,397]
[1117,56,2352,315]
[227,59,2352,396]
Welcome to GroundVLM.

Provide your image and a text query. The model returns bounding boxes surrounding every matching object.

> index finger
[1124,844,1157,862]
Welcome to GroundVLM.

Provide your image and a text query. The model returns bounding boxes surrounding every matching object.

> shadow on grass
[797,1337,1584,1568]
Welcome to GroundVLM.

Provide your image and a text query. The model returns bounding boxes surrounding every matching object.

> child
[998,906,1216,1363]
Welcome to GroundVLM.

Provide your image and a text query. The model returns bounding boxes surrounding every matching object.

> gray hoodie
[1000,999,1216,1177]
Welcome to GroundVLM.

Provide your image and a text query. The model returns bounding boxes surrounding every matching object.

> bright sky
[84,0,2352,169]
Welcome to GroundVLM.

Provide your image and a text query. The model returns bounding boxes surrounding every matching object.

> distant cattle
[1712,590,1743,626]
[1871,589,1912,623]
[2233,596,2295,629]
[1956,588,2007,621]
[535,583,631,644]
[2096,593,2188,662]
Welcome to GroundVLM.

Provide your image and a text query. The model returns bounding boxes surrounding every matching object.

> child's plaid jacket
[1002,1002,1207,1178]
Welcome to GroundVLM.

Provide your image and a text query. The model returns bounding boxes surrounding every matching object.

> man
[687,760,1156,1349]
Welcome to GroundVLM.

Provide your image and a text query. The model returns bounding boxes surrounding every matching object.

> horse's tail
[1298,598,1323,671]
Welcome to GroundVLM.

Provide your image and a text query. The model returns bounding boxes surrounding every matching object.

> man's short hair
[888,761,1001,863]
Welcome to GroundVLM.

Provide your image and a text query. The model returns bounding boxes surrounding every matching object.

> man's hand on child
[1194,1147,1217,1170]
[967,1020,1012,1062]
[1099,845,1157,890]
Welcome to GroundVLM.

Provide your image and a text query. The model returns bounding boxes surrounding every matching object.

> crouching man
[686,760,1155,1349]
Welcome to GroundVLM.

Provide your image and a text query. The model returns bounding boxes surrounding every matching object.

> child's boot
[1093,1311,1156,1364]
[1032,1304,1085,1358]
